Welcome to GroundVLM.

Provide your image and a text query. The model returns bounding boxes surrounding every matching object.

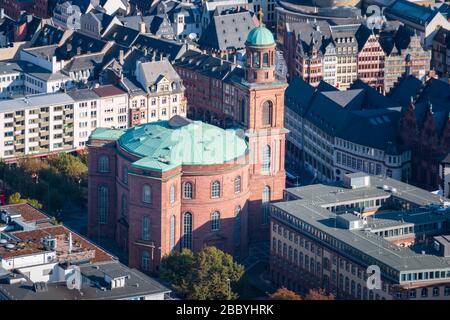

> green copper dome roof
[246,26,275,47]
[90,116,248,172]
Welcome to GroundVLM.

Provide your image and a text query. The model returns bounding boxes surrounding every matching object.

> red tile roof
[1,203,49,222]
[93,85,127,97]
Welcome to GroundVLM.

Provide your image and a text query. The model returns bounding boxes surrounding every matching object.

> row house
[330,24,359,91]
[356,27,385,93]
[129,59,186,124]
[283,21,431,93]
[381,28,431,93]
[295,24,328,87]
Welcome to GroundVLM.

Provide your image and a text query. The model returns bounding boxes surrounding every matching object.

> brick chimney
[139,21,146,34]
[119,49,124,65]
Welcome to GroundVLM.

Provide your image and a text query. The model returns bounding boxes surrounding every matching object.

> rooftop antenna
[69,232,73,254]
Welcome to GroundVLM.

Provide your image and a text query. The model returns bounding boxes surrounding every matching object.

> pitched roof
[388,75,423,107]
[198,9,256,51]
[119,14,174,38]
[286,77,403,151]
[136,60,181,91]
[386,0,437,25]
[103,24,140,47]
[132,34,186,61]
[56,31,107,60]
[173,50,236,81]
[92,84,127,97]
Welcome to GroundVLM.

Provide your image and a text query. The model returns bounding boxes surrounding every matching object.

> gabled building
[330,24,360,91]
[119,13,175,40]
[355,25,385,93]
[380,26,431,93]
[197,7,258,59]
[80,11,121,38]
[294,23,330,87]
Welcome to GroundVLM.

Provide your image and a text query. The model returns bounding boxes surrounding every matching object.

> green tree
[8,192,43,209]
[160,249,196,298]
[8,192,22,204]
[160,246,245,300]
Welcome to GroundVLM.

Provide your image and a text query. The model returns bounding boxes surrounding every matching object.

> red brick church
[87,25,288,273]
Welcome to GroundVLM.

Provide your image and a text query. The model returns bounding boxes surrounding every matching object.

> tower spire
[258,7,263,26]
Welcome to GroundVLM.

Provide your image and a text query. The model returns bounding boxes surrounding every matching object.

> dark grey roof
[355,24,372,51]
[441,152,450,164]
[132,34,186,61]
[316,80,339,92]
[437,2,450,17]
[286,77,403,151]
[94,12,115,31]
[121,76,147,96]
[174,50,236,80]
[67,88,100,100]
[33,24,65,47]
[349,79,400,109]
[388,75,423,107]
[433,28,450,48]
[285,76,316,115]
[287,21,335,58]
[198,9,256,51]
[386,0,438,25]
[329,24,361,38]
[56,31,107,60]
[103,24,140,47]
[0,61,24,75]
[0,262,170,300]
[415,78,450,114]
[120,14,175,38]
[63,52,104,73]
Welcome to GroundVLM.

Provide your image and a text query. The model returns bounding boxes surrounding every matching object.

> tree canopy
[270,287,335,300]
[8,192,43,209]
[160,246,245,300]
[0,152,88,214]
[270,287,302,300]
